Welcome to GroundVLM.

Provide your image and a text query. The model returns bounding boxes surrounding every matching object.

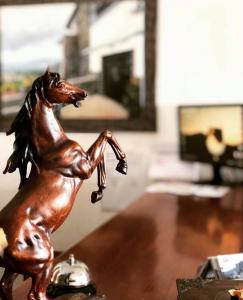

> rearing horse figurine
[0,70,127,300]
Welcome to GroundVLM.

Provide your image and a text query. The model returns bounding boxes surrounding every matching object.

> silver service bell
[51,254,93,289]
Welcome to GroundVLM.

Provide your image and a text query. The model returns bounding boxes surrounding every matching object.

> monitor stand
[211,163,222,185]
[195,164,223,186]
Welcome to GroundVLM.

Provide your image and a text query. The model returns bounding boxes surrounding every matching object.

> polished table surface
[14,187,243,300]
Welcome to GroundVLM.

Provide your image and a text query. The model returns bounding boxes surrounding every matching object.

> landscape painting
[0,1,145,130]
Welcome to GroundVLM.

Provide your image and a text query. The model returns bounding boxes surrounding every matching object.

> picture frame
[0,0,157,132]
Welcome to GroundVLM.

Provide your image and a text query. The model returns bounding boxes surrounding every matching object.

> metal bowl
[51,254,92,289]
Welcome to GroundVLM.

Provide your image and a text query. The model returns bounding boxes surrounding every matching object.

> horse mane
[3,71,61,189]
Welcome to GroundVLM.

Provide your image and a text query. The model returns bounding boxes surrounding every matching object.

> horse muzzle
[71,91,87,107]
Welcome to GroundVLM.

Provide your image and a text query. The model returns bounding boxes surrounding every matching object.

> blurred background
[0,0,243,253]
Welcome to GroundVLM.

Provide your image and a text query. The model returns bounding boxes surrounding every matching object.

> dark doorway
[102,51,133,104]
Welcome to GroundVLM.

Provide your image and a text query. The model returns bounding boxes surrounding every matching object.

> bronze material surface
[0,71,127,300]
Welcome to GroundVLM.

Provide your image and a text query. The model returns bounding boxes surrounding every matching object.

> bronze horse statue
[0,71,127,300]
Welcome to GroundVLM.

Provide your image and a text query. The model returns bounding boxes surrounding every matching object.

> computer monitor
[178,104,243,185]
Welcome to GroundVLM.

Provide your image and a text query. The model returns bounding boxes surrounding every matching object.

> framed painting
[0,0,157,132]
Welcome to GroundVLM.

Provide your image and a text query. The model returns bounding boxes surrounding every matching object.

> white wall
[0,0,243,250]
[158,0,243,146]
[160,0,243,103]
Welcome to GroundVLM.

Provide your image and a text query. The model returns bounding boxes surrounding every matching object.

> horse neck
[31,99,66,155]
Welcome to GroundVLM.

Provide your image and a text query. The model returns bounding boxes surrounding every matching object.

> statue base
[55,293,106,300]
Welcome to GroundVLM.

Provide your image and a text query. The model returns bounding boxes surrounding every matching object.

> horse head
[41,70,87,108]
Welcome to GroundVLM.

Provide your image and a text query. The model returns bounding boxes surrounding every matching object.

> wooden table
[14,187,243,300]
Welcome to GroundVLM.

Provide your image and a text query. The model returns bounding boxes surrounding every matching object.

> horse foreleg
[87,130,127,175]
[91,158,106,203]
[86,131,127,202]
[0,269,18,300]
[106,132,127,174]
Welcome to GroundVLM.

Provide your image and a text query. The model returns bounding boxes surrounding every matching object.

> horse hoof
[116,160,127,175]
[91,191,103,203]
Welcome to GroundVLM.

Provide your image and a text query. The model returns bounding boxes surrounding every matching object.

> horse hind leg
[0,269,18,300]
[27,246,54,300]
[29,260,53,300]
[7,229,54,300]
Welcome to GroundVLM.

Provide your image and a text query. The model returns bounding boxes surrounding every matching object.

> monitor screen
[178,105,243,168]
